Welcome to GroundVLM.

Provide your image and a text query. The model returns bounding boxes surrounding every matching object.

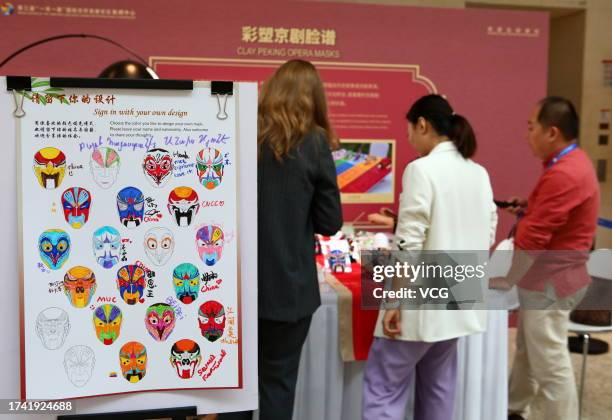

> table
[292,278,510,420]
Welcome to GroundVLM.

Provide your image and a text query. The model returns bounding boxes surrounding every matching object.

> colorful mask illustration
[143,227,174,266]
[143,148,173,187]
[195,225,225,266]
[90,147,120,189]
[93,304,122,345]
[198,300,225,342]
[63,266,96,308]
[119,341,147,383]
[172,263,200,304]
[145,303,176,342]
[64,345,95,387]
[170,339,201,379]
[116,265,146,305]
[92,226,121,269]
[39,229,70,270]
[36,307,70,350]
[167,187,199,227]
[196,147,224,190]
[61,187,91,229]
[33,147,66,189]
[117,187,144,229]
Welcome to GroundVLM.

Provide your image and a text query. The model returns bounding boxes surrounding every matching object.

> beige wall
[548,11,584,113]
[579,0,612,247]
[318,0,612,246]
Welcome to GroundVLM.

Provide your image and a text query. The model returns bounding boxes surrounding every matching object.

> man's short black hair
[537,96,579,141]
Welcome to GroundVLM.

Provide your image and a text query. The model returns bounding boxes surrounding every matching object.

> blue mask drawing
[93,226,121,269]
[39,229,71,270]
[116,187,144,229]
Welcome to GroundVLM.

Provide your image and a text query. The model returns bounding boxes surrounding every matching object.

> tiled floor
[508,329,612,420]
[199,330,612,420]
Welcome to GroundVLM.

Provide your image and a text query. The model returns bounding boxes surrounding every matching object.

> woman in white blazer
[362,95,498,420]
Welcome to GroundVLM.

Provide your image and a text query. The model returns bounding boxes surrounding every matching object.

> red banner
[0,0,549,238]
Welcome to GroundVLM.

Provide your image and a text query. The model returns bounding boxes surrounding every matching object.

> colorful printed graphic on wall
[19,82,242,399]
[333,140,395,204]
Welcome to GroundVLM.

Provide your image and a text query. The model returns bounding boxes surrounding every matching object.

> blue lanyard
[546,143,578,169]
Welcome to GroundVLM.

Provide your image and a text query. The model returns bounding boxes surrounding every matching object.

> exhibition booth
[2,1,600,419]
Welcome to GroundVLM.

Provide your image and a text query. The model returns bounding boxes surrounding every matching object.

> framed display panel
[334,139,395,204]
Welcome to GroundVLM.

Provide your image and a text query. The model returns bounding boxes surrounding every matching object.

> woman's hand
[383,309,401,339]
[367,213,395,228]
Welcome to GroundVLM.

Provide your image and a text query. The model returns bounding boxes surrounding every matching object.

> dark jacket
[258,130,343,322]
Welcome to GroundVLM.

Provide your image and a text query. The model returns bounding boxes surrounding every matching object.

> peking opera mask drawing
[92,226,121,269]
[167,186,200,227]
[116,187,144,229]
[170,339,201,379]
[144,303,176,342]
[119,341,147,383]
[198,300,225,342]
[63,345,95,387]
[33,147,66,190]
[61,187,92,229]
[39,229,70,270]
[196,147,225,190]
[172,263,200,304]
[195,224,224,266]
[63,266,97,308]
[90,147,120,189]
[35,307,70,350]
[93,304,122,345]
[143,227,174,266]
[116,264,146,305]
[143,148,173,187]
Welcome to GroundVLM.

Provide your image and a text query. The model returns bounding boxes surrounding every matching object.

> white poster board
[0,78,258,417]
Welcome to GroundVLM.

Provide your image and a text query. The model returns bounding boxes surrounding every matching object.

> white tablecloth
[292,281,509,420]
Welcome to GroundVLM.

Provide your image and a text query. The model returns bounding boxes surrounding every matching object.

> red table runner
[318,256,379,361]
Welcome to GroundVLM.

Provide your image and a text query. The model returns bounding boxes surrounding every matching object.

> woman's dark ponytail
[450,113,476,158]
[406,94,477,158]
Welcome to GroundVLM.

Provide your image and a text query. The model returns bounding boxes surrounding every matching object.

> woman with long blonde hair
[220,60,342,420]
